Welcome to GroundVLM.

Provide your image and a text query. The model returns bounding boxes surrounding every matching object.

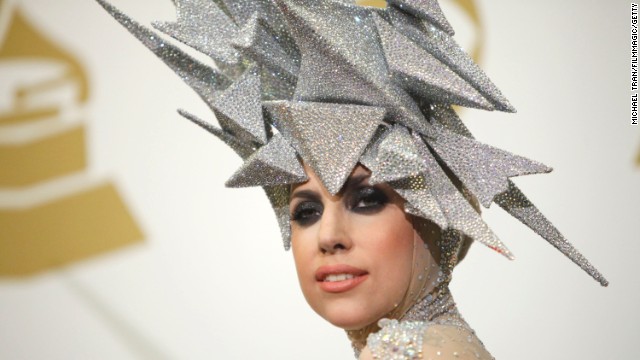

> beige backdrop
[0,0,637,359]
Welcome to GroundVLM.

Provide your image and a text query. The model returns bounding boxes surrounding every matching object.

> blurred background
[0,0,637,359]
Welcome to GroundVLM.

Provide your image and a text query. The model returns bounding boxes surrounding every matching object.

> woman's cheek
[291,230,317,295]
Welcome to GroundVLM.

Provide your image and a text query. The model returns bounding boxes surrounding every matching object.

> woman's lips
[315,264,369,293]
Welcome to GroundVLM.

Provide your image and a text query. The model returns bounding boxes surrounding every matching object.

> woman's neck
[401,285,462,324]
[346,284,466,357]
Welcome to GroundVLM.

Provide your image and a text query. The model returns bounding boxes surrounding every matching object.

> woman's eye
[351,187,388,213]
[290,202,323,226]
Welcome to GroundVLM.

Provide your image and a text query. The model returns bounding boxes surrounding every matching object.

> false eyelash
[290,201,323,226]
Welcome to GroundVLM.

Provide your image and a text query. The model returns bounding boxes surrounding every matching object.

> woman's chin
[319,306,381,330]
[327,316,371,330]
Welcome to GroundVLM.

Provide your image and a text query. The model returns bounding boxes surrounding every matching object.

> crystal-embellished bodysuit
[359,289,493,360]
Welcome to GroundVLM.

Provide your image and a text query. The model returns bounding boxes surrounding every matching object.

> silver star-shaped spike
[495,181,609,286]
[152,0,241,66]
[258,66,297,100]
[97,0,608,285]
[358,126,447,228]
[369,125,426,184]
[211,67,269,145]
[387,8,515,112]
[264,101,385,195]
[179,108,293,249]
[221,0,299,58]
[225,133,307,187]
[428,104,474,138]
[359,125,390,172]
[221,0,288,30]
[374,14,494,111]
[178,109,256,159]
[387,0,454,36]
[263,185,293,250]
[429,123,552,208]
[429,105,607,285]
[413,133,514,259]
[273,0,431,135]
[232,14,299,80]
[389,175,448,230]
[94,0,231,102]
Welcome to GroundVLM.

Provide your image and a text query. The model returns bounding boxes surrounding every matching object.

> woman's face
[290,164,419,330]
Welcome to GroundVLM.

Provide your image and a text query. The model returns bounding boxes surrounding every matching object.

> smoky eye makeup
[290,201,323,226]
[347,186,389,213]
[289,188,324,226]
[288,173,389,226]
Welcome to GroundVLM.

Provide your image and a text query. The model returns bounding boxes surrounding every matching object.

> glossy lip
[315,264,369,293]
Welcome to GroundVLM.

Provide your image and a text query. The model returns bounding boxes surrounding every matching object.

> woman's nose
[317,205,352,254]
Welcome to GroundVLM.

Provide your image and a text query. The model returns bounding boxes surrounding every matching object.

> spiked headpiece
[96,0,608,286]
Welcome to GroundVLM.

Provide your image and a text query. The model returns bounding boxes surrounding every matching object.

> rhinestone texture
[386,0,454,36]
[265,101,385,195]
[428,123,552,208]
[225,133,307,188]
[153,0,241,66]
[210,66,269,145]
[276,0,431,135]
[366,288,494,360]
[367,319,428,360]
[370,125,425,184]
[96,0,608,285]
[375,15,494,111]
[412,133,514,259]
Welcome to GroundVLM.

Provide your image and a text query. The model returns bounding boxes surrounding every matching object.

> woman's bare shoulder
[362,320,493,360]
[421,324,493,360]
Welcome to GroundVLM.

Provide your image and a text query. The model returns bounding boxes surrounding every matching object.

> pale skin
[289,164,492,360]
[290,164,418,330]
[359,324,493,360]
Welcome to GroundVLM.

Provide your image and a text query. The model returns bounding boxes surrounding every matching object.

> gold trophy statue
[0,1,142,276]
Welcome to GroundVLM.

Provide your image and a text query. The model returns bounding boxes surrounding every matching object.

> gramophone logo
[0,1,143,276]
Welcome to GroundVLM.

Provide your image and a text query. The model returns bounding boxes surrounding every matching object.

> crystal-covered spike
[413,134,514,259]
[495,181,609,286]
[232,14,299,79]
[273,0,432,135]
[152,0,240,66]
[226,133,307,187]
[387,0,454,36]
[370,125,426,184]
[263,185,293,250]
[387,8,515,112]
[211,67,269,145]
[375,14,494,111]
[178,109,256,159]
[429,123,552,208]
[264,101,385,195]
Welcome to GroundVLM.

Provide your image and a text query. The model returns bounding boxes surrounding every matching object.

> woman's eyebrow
[290,189,319,202]
[291,173,370,201]
[343,173,370,190]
